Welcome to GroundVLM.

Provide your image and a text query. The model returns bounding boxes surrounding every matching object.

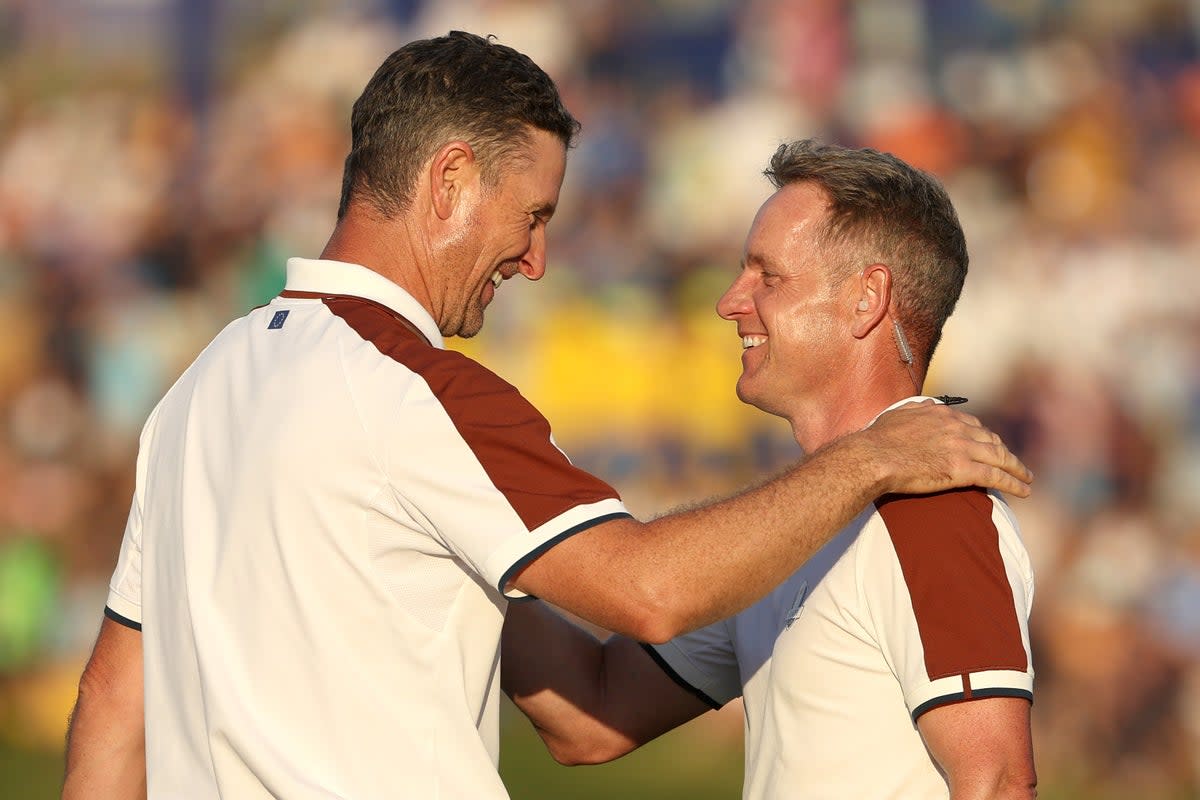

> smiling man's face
[438,128,566,338]
[716,182,855,421]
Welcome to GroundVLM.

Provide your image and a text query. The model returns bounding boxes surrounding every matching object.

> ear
[851,263,892,339]
[427,140,479,221]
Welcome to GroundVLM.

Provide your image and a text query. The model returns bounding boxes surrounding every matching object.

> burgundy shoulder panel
[322,296,620,532]
[874,488,1027,680]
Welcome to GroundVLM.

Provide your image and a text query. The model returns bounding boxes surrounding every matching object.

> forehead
[499,128,567,199]
[746,182,831,257]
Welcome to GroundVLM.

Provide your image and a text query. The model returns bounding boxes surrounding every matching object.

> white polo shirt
[650,399,1034,799]
[106,257,629,799]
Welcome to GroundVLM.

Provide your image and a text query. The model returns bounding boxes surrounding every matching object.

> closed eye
[530,203,556,229]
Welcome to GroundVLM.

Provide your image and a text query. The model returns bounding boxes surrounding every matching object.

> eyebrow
[742,251,782,273]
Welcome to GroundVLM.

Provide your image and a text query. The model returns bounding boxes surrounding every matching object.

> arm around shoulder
[511,403,1032,643]
[62,615,146,800]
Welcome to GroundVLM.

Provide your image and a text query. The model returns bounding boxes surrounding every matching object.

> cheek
[768,305,840,358]
[505,221,532,255]
[769,308,815,345]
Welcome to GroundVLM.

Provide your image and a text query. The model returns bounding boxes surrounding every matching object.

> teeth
[742,335,767,349]
[490,270,503,288]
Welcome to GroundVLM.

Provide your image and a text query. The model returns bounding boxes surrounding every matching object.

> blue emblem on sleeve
[268,310,290,329]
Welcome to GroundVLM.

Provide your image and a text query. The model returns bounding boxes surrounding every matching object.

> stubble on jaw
[434,199,489,338]
[456,298,486,338]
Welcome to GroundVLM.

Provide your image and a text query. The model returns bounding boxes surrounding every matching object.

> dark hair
[765,139,968,365]
[338,30,581,218]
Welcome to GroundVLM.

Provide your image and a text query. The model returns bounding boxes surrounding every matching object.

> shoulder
[866,488,1031,612]
[321,296,540,420]
[867,488,1031,627]
[872,488,1020,561]
[874,487,997,532]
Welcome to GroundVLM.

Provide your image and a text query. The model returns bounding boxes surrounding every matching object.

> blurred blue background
[1,1,1198,798]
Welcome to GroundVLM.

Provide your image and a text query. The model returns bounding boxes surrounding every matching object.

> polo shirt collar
[866,395,941,429]
[284,257,444,349]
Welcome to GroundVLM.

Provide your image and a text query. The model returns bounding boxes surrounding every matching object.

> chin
[455,303,486,338]
[735,382,761,409]
[737,383,786,418]
[456,318,484,338]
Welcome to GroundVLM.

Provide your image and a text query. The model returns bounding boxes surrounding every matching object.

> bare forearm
[502,601,710,764]
[629,433,882,637]
[502,601,619,763]
[63,692,147,798]
[63,617,146,799]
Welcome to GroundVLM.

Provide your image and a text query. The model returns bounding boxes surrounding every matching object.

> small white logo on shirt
[784,581,808,629]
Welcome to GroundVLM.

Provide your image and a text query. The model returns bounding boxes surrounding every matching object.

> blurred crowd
[0,0,1198,796]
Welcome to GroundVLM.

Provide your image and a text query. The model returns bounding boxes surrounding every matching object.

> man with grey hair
[504,139,1036,799]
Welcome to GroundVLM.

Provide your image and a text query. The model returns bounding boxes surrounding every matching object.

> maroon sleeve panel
[874,488,1029,681]
[324,295,621,532]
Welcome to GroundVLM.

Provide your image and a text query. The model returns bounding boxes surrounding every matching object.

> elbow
[993,759,1038,800]
[953,766,1038,800]
[608,584,691,645]
[592,543,710,642]
[543,731,638,766]
[622,615,679,647]
[1003,768,1038,800]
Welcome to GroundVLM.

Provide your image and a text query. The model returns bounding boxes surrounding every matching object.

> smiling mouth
[490,270,502,289]
[742,335,767,349]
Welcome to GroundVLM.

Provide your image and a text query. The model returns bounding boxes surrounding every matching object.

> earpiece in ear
[857,299,869,311]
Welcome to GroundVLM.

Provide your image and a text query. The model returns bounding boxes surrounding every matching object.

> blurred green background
[3,1,1200,797]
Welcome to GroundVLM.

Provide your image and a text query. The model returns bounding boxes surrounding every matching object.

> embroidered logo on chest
[783,580,809,629]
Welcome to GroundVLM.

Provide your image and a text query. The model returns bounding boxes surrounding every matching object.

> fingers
[959,420,1033,487]
[996,442,1034,487]
[868,400,1034,497]
[945,436,1033,497]
[977,442,1034,495]
[986,465,1033,499]
[965,455,1033,498]
[935,408,1034,489]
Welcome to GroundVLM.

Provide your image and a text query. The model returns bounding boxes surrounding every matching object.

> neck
[320,208,435,315]
[788,361,925,453]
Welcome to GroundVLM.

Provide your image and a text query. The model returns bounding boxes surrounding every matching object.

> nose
[517,225,547,281]
[716,272,752,320]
